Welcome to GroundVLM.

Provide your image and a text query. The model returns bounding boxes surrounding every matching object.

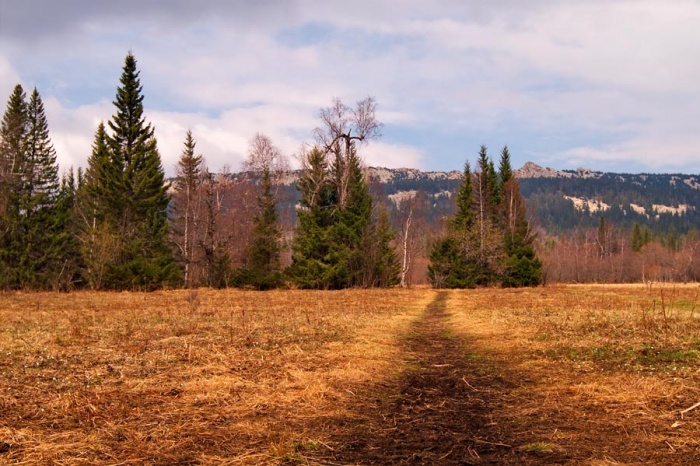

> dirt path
[311,291,568,465]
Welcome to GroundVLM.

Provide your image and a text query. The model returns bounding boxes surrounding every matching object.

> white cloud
[42,97,112,173]
[0,55,21,104]
[149,103,318,175]
[3,0,700,175]
[553,131,700,173]
[362,141,426,170]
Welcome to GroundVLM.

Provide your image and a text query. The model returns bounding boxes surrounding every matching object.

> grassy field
[1,285,699,464]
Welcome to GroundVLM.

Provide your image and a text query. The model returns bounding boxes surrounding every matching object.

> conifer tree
[0,86,67,288]
[82,53,176,289]
[288,147,335,289]
[22,88,60,212]
[428,161,480,288]
[452,161,475,232]
[366,204,401,287]
[430,145,541,288]
[19,88,62,287]
[53,169,82,289]
[330,145,373,288]
[499,146,542,287]
[0,85,27,220]
[242,167,282,289]
[487,158,501,212]
[473,146,504,284]
[290,143,398,289]
[77,122,119,289]
[631,223,644,252]
[0,85,27,287]
[499,145,513,185]
[289,98,396,289]
[428,236,476,288]
[239,133,285,290]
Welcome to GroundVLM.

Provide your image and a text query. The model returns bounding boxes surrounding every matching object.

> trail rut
[313,291,565,465]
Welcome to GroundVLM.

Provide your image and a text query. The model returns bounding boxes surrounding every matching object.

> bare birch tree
[171,130,207,287]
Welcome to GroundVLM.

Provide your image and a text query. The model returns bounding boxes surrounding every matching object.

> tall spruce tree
[428,161,480,288]
[499,146,513,185]
[53,169,82,289]
[0,85,27,220]
[18,88,64,287]
[0,86,68,288]
[241,167,282,289]
[330,145,374,288]
[473,146,504,284]
[0,85,27,287]
[289,144,399,289]
[631,223,644,252]
[366,204,401,287]
[499,146,542,287]
[77,122,118,289]
[22,88,60,212]
[452,161,475,232]
[288,147,336,289]
[82,53,176,289]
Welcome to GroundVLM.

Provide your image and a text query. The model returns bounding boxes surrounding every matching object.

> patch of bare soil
[312,292,566,465]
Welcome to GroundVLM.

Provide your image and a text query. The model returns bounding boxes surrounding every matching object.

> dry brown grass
[0,288,431,464]
[446,284,700,464]
[2,285,700,464]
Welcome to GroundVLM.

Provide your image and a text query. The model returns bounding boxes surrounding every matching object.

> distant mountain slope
[514,163,700,234]
[228,163,700,236]
[363,163,700,235]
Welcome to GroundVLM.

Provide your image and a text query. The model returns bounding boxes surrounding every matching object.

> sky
[2,0,700,176]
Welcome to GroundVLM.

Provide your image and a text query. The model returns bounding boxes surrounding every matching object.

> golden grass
[0,288,432,464]
[446,284,700,464]
[3,284,700,464]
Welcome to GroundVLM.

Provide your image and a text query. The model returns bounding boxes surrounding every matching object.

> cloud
[42,97,112,172]
[149,103,317,175]
[0,0,299,44]
[362,141,426,170]
[553,134,700,174]
[0,55,21,103]
[3,0,700,175]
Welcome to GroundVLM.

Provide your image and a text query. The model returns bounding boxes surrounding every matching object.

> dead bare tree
[243,133,290,198]
[198,168,234,287]
[314,97,382,209]
[244,134,288,173]
[399,199,414,288]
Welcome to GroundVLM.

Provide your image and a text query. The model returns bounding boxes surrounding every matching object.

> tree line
[10,53,698,290]
[537,218,700,284]
[0,53,405,291]
[1,53,547,291]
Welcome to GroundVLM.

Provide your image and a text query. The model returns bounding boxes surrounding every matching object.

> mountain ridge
[229,162,700,236]
[359,162,700,235]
